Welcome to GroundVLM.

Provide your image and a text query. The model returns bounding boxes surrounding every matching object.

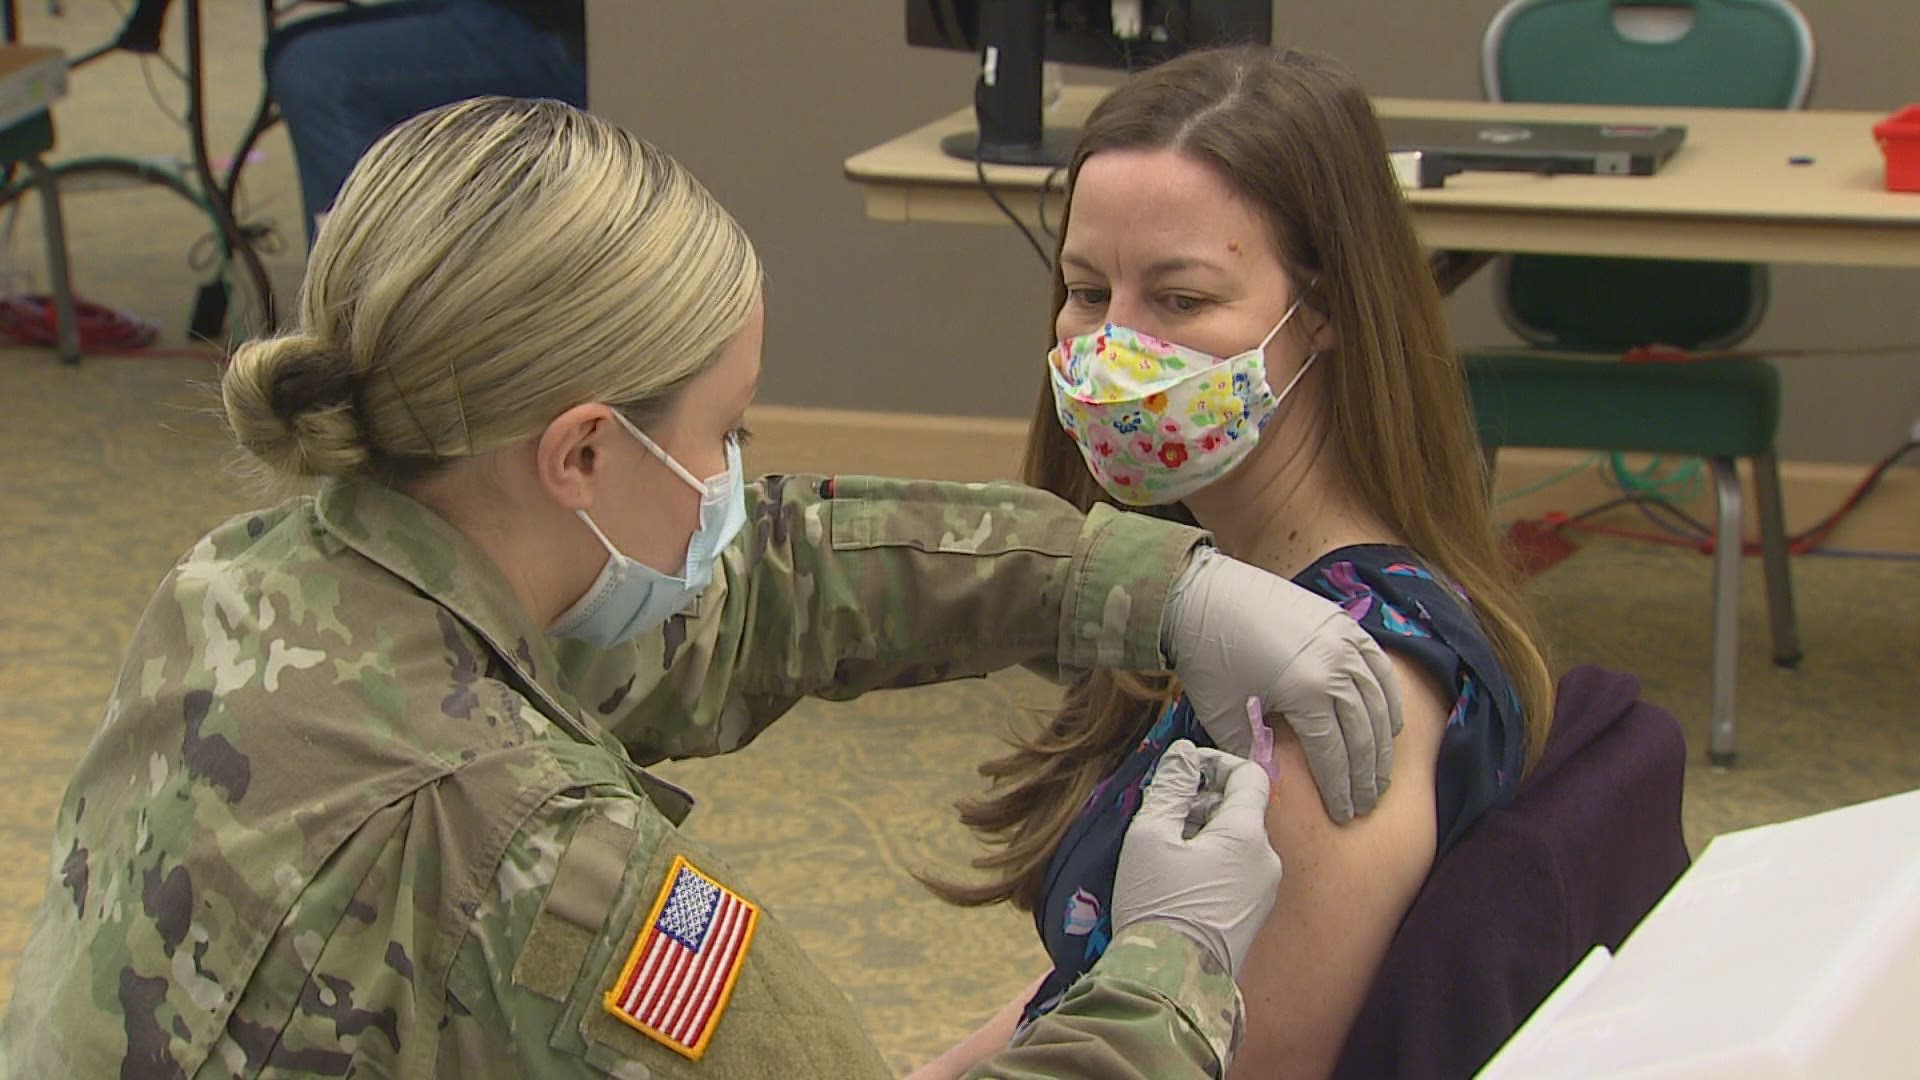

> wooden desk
[844,87,1920,268]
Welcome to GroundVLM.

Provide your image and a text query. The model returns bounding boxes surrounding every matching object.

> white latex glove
[1164,547,1404,822]
[1113,740,1283,977]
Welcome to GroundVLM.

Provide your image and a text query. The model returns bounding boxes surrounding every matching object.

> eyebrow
[1058,252,1230,278]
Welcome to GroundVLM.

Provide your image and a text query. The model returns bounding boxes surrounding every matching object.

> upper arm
[1226,653,1449,1080]
[443,788,894,1079]
[441,790,641,1078]
[564,476,1191,763]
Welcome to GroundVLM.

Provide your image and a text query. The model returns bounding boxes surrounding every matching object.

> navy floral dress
[1020,545,1526,1025]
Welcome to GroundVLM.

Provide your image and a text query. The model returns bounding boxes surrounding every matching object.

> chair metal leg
[1708,458,1742,767]
[1751,449,1802,669]
[25,155,79,366]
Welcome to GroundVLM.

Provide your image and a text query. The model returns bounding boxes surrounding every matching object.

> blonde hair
[223,96,761,486]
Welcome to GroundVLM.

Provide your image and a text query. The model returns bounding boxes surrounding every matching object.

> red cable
[1617,343,1920,363]
[0,293,162,352]
[1541,440,1917,557]
[1785,444,1913,553]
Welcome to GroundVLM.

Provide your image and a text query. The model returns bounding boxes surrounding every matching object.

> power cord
[1784,438,1919,553]
[975,146,1054,272]
[191,219,281,273]
[138,55,190,132]
[1036,164,1067,243]
[1525,437,1920,560]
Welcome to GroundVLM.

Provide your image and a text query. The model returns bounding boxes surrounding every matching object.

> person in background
[265,0,586,238]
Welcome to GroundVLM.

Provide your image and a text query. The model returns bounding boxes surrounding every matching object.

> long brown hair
[928,46,1554,912]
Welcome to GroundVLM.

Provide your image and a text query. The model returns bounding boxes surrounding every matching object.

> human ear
[1309,315,1339,354]
[1299,282,1338,354]
[535,403,615,512]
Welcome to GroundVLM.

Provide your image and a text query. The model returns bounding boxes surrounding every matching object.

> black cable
[1551,491,1706,532]
[70,42,117,69]
[74,0,137,68]
[1631,495,1713,540]
[139,55,190,131]
[975,147,1052,272]
[1036,164,1066,241]
[932,0,968,47]
[1557,494,1649,527]
[184,0,277,326]
[150,46,189,82]
[190,219,282,273]
[109,0,188,129]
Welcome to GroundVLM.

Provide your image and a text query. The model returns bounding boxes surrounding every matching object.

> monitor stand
[938,0,1077,168]
[939,127,1080,168]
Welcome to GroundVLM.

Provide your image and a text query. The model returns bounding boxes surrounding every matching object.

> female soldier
[2,97,1391,1077]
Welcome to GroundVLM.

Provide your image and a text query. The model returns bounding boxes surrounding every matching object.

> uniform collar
[315,478,582,729]
[312,478,697,823]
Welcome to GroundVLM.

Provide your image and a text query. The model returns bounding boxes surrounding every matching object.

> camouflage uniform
[2,475,1242,1078]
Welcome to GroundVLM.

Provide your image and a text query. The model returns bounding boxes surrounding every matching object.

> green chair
[0,100,79,364]
[1467,0,1813,765]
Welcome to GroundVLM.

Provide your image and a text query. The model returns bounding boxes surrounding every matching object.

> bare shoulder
[1266,649,1445,864]
[1226,650,1448,1079]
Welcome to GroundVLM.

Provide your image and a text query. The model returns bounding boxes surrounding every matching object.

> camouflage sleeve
[436,791,628,1079]
[962,923,1244,1080]
[439,786,896,1079]
[562,474,1208,762]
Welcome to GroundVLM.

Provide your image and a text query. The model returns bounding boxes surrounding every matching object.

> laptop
[1380,116,1688,180]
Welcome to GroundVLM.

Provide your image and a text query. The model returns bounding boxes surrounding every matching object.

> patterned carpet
[3,353,1917,1074]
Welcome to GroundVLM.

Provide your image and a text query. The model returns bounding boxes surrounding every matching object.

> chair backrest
[1481,0,1816,352]
[1484,0,1815,109]
[1332,666,1691,1079]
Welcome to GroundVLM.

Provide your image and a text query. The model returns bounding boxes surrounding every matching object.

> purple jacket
[1332,666,1690,1079]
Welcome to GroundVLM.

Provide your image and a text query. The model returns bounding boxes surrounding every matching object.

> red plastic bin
[1874,105,1920,192]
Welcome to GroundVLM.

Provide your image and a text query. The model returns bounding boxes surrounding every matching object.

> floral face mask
[1048,291,1317,505]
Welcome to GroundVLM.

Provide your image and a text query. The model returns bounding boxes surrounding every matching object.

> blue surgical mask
[548,411,747,648]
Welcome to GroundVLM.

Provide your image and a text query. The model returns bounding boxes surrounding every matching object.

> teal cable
[0,155,227,273]
[1494,452,1605,505]
[1606,452,1703,501]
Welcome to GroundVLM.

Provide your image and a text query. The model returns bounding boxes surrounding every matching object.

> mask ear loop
[607,409,709,495]
[572,409,711,561]
[1255,274,1324,354]
[573,507,624,559]
[1269,350,1320,402]
[1259,274,1324,401]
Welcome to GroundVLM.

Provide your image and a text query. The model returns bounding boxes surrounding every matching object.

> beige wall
[588,1,1920,465]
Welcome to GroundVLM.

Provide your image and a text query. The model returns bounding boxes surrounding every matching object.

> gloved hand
[1113,740,1283,977]
[1164,547,1403,822]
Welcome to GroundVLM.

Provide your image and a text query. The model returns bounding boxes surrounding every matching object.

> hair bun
[222,334,371,481]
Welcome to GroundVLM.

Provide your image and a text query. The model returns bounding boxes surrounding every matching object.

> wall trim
[743,405,1919,552]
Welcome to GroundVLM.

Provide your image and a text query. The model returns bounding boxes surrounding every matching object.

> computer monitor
[907,1,1271,166]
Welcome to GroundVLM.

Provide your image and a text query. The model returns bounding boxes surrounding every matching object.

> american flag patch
[603,855,760,1059]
